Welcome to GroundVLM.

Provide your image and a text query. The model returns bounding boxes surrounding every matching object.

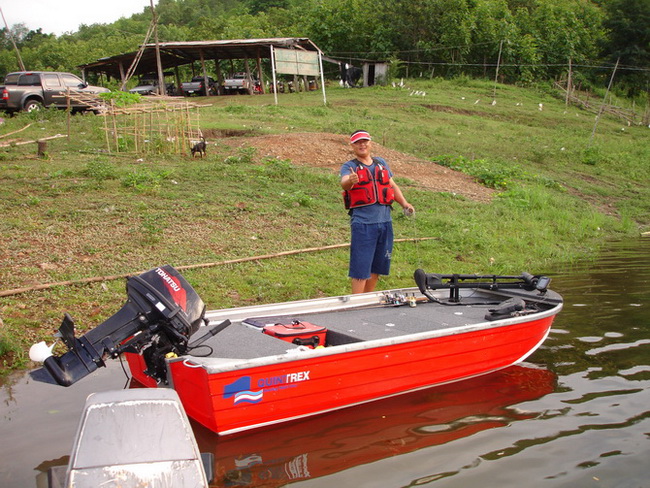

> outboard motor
[30,266,207,387]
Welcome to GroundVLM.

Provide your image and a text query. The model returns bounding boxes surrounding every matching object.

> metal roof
[79,37,322,80]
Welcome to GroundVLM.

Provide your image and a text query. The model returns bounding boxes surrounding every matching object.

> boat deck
[189,290,560,361]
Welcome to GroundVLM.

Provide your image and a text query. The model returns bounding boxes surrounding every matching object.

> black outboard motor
[30,266,207,387]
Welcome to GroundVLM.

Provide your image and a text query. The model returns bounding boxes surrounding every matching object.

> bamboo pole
[0,133,67,148]
[492,40,503,104]
[589,58,620,146]
[0,238,438,297]
[0,123,32,139]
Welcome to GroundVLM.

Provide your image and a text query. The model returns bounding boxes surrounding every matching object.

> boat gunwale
[174,287,563,374]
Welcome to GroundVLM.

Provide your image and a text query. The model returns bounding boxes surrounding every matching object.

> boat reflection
[191,364,556,487]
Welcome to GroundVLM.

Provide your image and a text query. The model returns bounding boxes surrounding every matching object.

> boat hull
[129,306,556,435]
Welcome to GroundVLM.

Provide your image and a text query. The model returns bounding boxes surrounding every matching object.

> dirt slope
[214,132,493,202]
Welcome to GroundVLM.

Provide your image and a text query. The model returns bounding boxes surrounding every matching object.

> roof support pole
[244,56,253,95]
[118,61,126,89]
[270,46,278,105]
[200,49,211,97]
[319,51,327,105]
[149,0,165,96]
[256,49,265,94]
[214,59,224,95]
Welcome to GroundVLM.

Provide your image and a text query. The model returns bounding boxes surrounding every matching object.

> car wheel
[24,100,42,112]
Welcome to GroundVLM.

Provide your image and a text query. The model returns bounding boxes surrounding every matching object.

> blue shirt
[340,157,394,224]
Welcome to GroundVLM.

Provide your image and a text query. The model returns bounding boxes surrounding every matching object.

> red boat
[30,266,562,436]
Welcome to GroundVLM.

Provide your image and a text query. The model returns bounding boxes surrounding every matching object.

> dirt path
[213,132,493,202]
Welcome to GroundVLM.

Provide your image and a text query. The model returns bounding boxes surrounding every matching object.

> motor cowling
[30,265,207,387]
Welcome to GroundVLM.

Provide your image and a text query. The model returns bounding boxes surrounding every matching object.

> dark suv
[0,71,110,113]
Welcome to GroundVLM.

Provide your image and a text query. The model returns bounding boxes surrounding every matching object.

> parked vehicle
[223,72,254,94]
[0,71,109,113]
[129,74,176,96]
[181,76,217,96]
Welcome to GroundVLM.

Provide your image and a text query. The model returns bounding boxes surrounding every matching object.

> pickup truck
[0,71,110,113]
[223,72,254,94]
[181,76,217,96]
[129,75,176,96]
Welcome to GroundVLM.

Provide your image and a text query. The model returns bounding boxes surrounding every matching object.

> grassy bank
[1,78,648,373]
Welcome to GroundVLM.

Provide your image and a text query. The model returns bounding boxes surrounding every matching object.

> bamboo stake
[0,123,32,139]
[0,133,67,148]
[589,58,620,146]
[0,238,438,297]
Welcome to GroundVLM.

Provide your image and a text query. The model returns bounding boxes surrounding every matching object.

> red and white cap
[350,130,371,144]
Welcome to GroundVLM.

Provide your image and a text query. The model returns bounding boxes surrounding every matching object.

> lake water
[1,238,648,488]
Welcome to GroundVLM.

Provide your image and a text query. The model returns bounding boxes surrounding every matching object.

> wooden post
[245,56,253,95]
[492,40,503,103]
[0,6,26,71]
[200,50,211,96]
[215,59,224,95]
[119,61,126,91]
[256,49,265,94]
[566,58,572,107]
[150,0,166,96]
[37,140,47,158]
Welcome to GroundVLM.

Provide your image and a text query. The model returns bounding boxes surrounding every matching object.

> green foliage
[435,155,519,190]
[0,328,20,362]
[82,159,118,181]
[120,167,174,191]
[0,0,645,93]
[223,146,257,165]
[99,91,142,107]
[255,156,295,180]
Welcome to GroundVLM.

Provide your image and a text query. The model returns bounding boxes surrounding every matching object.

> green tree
[601,0,650,96]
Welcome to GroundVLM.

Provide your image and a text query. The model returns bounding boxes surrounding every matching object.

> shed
[79,37,323,95]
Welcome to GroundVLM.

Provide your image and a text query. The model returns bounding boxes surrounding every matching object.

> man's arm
[341,168,359,190]
[390,178,414,212]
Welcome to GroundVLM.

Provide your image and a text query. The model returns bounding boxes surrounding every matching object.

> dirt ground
[214,132,493,202]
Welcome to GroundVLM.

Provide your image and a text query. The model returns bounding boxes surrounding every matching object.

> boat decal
[223,377,264,404]
[223,371,311,406]
[234,390,264,404]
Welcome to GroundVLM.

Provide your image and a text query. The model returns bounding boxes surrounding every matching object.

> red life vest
[343,160,395,210]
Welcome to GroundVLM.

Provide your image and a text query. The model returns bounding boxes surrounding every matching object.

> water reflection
[193,365,556,487]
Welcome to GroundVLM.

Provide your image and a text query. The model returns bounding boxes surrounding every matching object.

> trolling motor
[30,266,209,387]
[413,269,552,303]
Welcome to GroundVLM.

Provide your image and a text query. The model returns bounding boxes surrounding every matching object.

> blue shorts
[349,222,394,279]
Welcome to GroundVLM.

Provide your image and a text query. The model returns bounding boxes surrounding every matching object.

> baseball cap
[350,130,371,144]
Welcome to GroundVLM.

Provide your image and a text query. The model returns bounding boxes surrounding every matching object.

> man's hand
[342,170,359,190]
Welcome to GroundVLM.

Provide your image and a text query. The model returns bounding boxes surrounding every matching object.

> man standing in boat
[340,130,414,294]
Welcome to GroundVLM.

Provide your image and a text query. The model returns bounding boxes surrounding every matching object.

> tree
[601,0,650,95]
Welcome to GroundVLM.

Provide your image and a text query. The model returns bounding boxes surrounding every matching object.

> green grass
[0,78,648,373]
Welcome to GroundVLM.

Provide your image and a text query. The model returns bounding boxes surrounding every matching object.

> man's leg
[364,273,380,292]
[351,278,367,294]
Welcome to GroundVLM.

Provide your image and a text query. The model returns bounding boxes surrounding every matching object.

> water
[1,239,648,488]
